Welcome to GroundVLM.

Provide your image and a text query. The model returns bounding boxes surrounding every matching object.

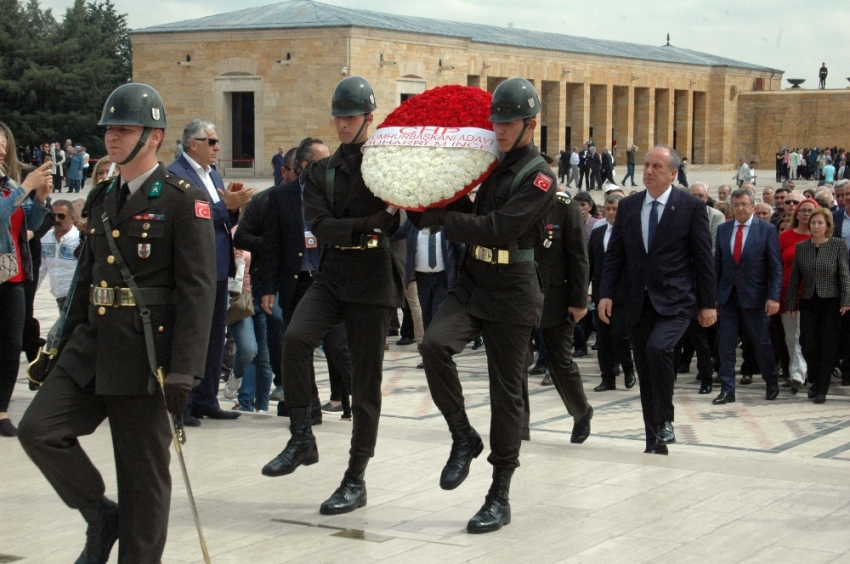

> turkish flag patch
[533,173,552,191]
[195,200,211,219]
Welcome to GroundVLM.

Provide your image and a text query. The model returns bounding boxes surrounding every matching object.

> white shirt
[603,220,614,251]
[38,227,80,299]
[641,186,672,252]
[730,214,753,256]
[124,164,159,196]
[182,153,221,203]
[414,230,445,273]
[570,152,580,166]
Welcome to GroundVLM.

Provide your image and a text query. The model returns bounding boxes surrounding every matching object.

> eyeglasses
[785,200,800,206]
[193,138,220,147]
[54,213,66,220]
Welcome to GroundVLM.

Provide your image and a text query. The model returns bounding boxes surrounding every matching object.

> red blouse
[779,228,811,311]
[3,189,26,283]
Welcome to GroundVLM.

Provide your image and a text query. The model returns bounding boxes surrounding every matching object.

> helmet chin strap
[346,114,369,145]
[117,127,152,165]
[509,118,531,152]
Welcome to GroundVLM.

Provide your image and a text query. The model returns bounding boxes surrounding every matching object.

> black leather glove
[354,208,396,235]
[163,373,194,415]
[420,208,449,228]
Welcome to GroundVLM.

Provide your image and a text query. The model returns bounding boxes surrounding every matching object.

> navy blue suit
[833,209,850,378]
[167,155,235,414]
[601,187,716,447]
[715,217,782,393]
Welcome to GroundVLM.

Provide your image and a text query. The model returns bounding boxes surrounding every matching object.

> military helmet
[490,78,541,123]
[331,76,377,117]
[98,83,167,129]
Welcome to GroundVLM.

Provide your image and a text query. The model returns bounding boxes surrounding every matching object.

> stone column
[692,91,708,164]
[590,83,612,150]
[613,85,631,154]
[569,82,590,148]
[674,89,693,161]
[634,87,654,159]
[542,80,567,157]
[654,88,674,146]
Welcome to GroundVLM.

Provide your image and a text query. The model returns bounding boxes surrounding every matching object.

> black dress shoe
[0,418,17,437]
[624,372,636,389]
[320,477,367,515]
[740,374,753,385]
[194,407,241,420]
[471,335,484,350]
[594,381,616,392]
[573,349,588,358]
[571,406,593,444]
[77,498,119,564]
[677,363,691,374]
[813,395,826,404]
[387,328,399,337]
[808,387,817,399]
[521,427,530,441]
[529,364,547,376]
[766,383,779,400]
[416,362,424,369]
[540,374,553,386]
[395,337,416,346]
[643,444,668,455]
[712,391,735,404]
[656,421,675,444]
[182,413,201,427]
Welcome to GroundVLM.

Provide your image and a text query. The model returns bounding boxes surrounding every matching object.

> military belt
[469,245,535,265]
[90,285,177,308]
[334,234,389,250]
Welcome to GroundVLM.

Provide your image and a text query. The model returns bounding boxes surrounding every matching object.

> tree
[0,0,131,157]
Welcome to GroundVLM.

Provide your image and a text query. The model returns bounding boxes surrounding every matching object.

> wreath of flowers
[362,85,498,211]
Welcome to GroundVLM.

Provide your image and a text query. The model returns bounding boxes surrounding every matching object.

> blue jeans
[622,163,636,185]
[68,179,81,192]
[231,299,273,411]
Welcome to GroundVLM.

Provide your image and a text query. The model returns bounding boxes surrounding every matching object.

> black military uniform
[262,76,403,516]
[418,78,555,534]
[18,84,217,563]
[534,191,593,442]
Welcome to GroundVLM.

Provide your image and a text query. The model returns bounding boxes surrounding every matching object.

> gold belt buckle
[118,288,135,307]
[92,287,115,306]
[496,250,510,264]
[473,245,494,263]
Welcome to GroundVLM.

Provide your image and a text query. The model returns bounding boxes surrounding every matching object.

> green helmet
[490,78,541,123]
[98,83,167,129]
[331,76,377,117]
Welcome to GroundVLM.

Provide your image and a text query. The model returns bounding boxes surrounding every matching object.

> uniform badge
[195,200,211,219]
[138,243,151,259]
[369,94,375,104]
[109,106,115,113]
[149,181,162,198]
[543,239,552,248]
[528,98,536,108]
[533,173,552,192]
[152,108,161,121]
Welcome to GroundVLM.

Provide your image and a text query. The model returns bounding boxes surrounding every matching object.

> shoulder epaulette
[163,174,191,191]
[556,192,572,206]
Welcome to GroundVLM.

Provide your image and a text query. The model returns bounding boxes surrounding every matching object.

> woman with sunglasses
[778,195,817,392]
[0,121,52,436]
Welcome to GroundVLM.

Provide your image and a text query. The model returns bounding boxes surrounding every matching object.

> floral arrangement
[362,85,498,211]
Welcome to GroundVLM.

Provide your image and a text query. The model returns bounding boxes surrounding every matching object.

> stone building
[131,0,782,176]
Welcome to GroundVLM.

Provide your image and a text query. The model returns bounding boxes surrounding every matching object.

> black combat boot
[440,407,484,490]
[467,467,514,534]
[261,407,318,476]
[76,497,119,564]
[320,456,369,515]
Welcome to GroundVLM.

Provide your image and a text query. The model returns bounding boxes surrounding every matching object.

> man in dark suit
[19,84,217,563]
[578,144,590,190]
[833,203,850,385]
[598,145,716,454]
[260,138,352,421]
[588,146,602,191]
[713,189,783,404]
[589,193,635,391]
[600,148,615,185]
[167,119,253,424]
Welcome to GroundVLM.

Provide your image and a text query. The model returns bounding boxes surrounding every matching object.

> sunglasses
[785,200,800,206]
[55,213,67,220]
[193,137,220,147]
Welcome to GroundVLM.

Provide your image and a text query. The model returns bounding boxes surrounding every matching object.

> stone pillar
[674,89,693,161]
[590,84,612,150]
[654,88,674,146]
[569,82,590,148]
[634,87,654,160]
[692,91,708,164]
[542,80,567,157]
[613,85,631,156]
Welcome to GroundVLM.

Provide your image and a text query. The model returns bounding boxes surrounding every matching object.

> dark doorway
[540,125,547,154]
[231,92,255,169]
[565,126,571,149]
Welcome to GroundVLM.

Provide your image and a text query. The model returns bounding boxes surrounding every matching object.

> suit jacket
[391,219,464,289]
[233,188,272,284]
[262,179,319,311]
[706,205,725,256]
[600,187,716,325]
[601,152,613,173]
[588,221,625,306]
[715,217,782,308]
[589,152,602,172]
[536,192,589,329]
[785,237,850,310]
[833,209,850,259]
[167,155,235,281]
[55,166,217,394]
[578,150,590,169]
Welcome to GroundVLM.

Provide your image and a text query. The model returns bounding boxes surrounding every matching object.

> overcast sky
[40,0,849,86]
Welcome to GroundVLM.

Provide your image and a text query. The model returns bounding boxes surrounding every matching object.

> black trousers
[578,166,590,189]
[542,321,590,420]
[718,290,779,394]
[630,296,691,447]
[18,370,171,562]
[596,305,634,384]
[421,292,531,469]
[22,268,43,361]
[416,270,449,330]
[187,279,228,413]
[840,312,850,377]
[674,320,714,384]
[0,282,25,412]
[282,278,392,459]
[324,322,352,414]
[800,296,842,397]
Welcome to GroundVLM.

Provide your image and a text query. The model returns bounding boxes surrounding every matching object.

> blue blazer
[834,209,850,260]
[167,155,234,281]
[600,187,716,325]
[715,217,782,308]
[391,219,464,289]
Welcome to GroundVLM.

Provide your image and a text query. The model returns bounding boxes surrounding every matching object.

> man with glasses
[168,119,254,425]
[38,200,80,342]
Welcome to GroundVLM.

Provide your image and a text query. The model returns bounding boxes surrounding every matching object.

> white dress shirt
[730,215,753,255]
[124,164,159,197]
[38,227,80,299]
[415,230,445,273]
[641,186,672,252]
[603,221,614,251]
[181,153,220,203]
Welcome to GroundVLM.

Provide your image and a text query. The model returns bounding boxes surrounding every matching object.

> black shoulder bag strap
[102,212,160,395]
[325,165,336,215]
[504,155,547,260]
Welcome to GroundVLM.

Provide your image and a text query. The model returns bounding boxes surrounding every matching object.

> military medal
[543,239,552,248]
[138,243,151,259]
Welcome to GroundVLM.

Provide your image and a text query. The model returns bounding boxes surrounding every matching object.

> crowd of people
[774,146,849,183]
[2,75,850,561]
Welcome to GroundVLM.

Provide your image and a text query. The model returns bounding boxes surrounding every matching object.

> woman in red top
[778,196,817,391]
[0,122,52,436]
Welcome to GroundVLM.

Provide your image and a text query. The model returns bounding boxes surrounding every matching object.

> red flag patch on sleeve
[533,173,552,191]
[195,200,211,219]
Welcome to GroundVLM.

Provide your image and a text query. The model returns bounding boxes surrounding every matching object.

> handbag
[226,290,255,325]
[0,252,18,284]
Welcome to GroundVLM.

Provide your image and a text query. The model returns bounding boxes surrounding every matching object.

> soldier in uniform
[261,76,403,516]
[534,186,594,443]
[18,83,217,563]
[415,78,556,534]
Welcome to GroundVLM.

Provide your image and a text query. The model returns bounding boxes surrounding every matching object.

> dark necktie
[733,224,744,264]
[117,183,130,213]
[428,233,437,269]
[647,200,659,250]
